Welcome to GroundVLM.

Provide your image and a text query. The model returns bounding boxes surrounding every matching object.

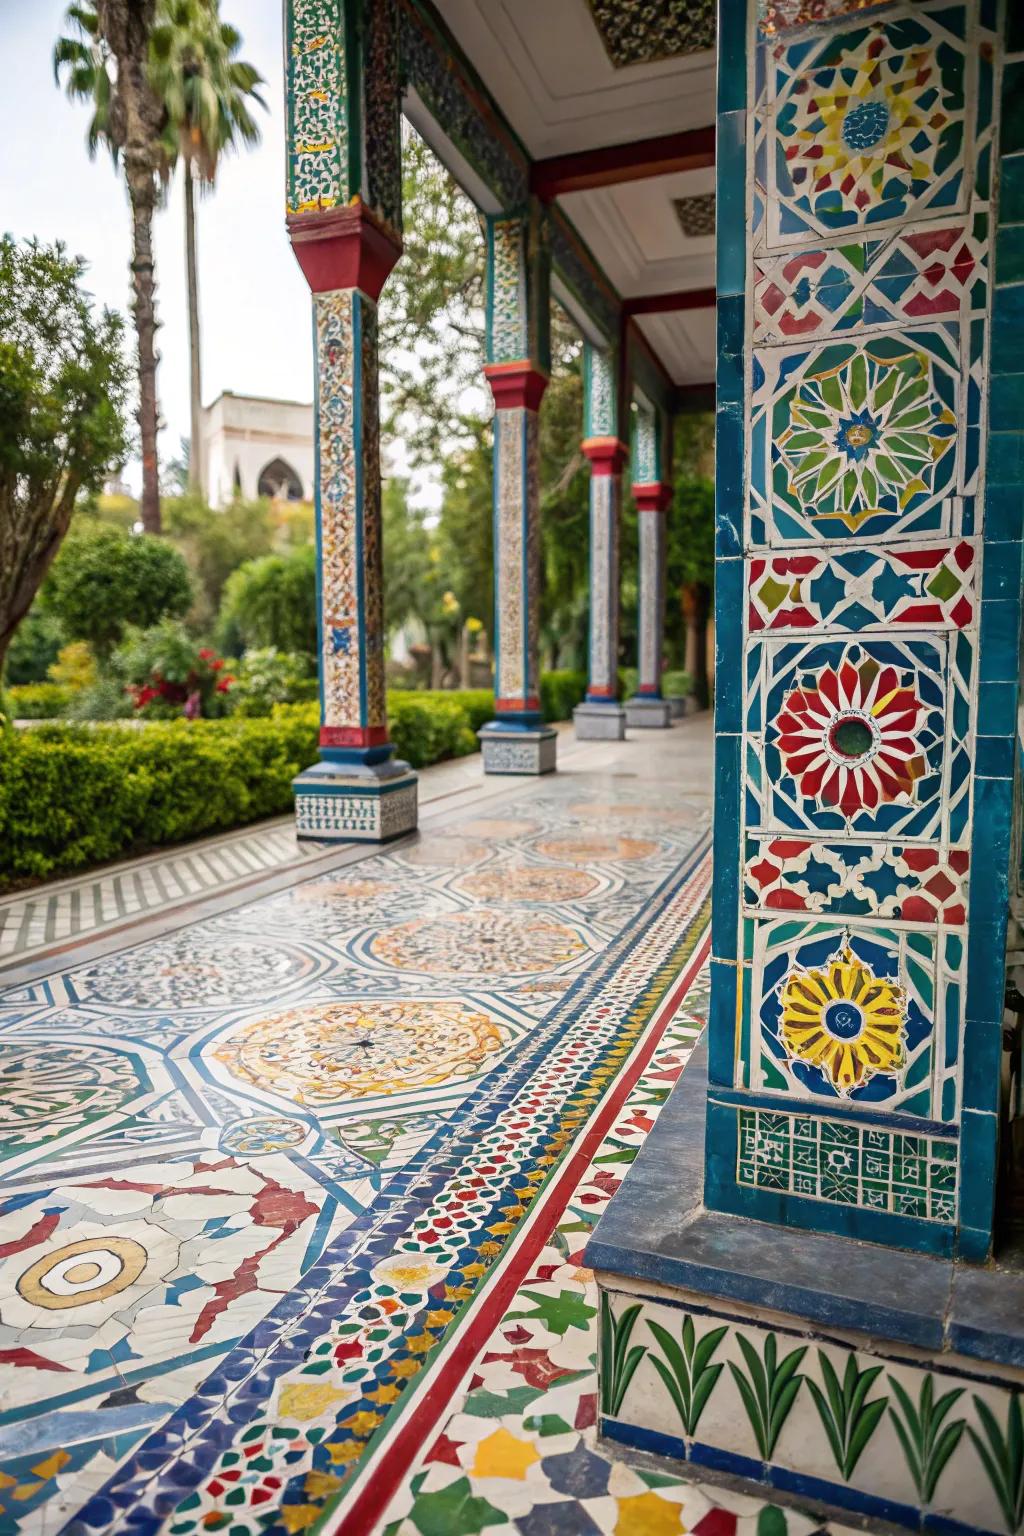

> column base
[478,722,557,775]
[574,702,626,741]
[587,1044,1024,1536]
[293,758,418,842]
[625,695,672,729]
[667,694,689,720]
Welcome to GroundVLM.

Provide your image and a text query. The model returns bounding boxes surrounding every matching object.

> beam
[623,287,716,317]
[673,382,715,413]
[530,125,715,200]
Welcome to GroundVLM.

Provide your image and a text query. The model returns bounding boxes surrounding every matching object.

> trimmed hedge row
[0,706,320,885]
[7,683,74,719]
[0,676,589,887]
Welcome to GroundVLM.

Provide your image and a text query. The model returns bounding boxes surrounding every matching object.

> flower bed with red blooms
[129,645,235,719]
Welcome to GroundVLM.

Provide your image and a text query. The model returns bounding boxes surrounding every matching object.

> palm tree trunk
[185,167,203,496]
[129,169,162,534]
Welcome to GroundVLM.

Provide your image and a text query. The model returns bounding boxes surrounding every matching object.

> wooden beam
[623,287,716,317]
[673,382,715,413]
[530,125,715,200]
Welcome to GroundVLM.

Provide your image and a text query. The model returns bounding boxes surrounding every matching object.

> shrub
[387,693,478,769]
[4,608,64,684]
[216,546,317,657]
[64,677,135,721]
[410,688,494,734]
[6,682,73,719]
[0,705,320,886]
[113,619,233,719]
[539,669,587,722]
[48,641,97,690]
[47,523,194,658]
[228,648,317,716]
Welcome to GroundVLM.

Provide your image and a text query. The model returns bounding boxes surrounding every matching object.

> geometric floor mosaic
[0,732,845,1534]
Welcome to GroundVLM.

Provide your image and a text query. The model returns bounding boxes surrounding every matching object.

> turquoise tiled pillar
[284,0,417,841]
[626,403,673,729]
[478,207,558,775]
[575,341,628,741]
[587,9,1024,1529]
[706,0,1015,1262]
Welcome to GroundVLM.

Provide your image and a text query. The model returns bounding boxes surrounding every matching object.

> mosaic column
[284,0,416,841]
[574,342,628,741]
[588,2,1024,1530]
[478,207,558,775]
[625,404,673,729]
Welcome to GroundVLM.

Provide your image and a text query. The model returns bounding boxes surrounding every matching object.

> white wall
[200,392,314,506]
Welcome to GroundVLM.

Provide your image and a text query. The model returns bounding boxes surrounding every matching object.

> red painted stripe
[320,725,389,748]
[334,905,712,1535]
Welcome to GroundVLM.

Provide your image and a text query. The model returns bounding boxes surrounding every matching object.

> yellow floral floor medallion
[779,944,907,1092]
[213,1000,508,1105]
[17,1237,148,1310]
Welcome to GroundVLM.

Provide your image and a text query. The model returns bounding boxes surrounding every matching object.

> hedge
[0,677,588,887]
[7,683,74,719]
[0,706,320,886]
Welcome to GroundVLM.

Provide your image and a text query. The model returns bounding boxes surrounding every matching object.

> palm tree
[55,2,169,534]
[148,1,264,494]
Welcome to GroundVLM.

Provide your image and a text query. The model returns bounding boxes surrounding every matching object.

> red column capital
[287,200,402,300]
[483,361,550,411]
[582,436,629,476]
[633,481,673,512]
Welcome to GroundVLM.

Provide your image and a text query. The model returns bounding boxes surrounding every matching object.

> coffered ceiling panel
[434,0,716,157]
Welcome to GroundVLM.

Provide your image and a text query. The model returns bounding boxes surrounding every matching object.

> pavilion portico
[284,0,717,840]
[283,2,1024,1533]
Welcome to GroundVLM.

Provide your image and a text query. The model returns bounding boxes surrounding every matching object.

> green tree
[0,237,130,679]
[48,521,193,658]
[382,478,433,636]
[162,492,275,626]
[55,1,169,533]
[148,0,264,491]
[379,127,486,465]
[216,545,317,657]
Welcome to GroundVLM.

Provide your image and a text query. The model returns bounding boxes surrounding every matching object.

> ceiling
[431,0,717,386]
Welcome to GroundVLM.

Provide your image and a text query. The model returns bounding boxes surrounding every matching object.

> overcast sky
[2,0,314,490]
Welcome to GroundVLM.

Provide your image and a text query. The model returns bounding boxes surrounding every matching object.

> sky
[2,0,313,492]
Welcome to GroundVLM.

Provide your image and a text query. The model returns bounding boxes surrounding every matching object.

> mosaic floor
[0,726,848,1535]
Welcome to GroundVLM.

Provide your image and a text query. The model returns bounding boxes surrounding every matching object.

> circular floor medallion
[535,834,660,864]
[457,866,600,903]
[17,1237,147,1311]
[368,908,588,976]
[214,1000,507,1104]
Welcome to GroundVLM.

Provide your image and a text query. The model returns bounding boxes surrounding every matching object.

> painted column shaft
[586,465,623,700]
[493,405,541,717]
[636,507,666,697]
[314,286,390,760]
[480,211,556,774]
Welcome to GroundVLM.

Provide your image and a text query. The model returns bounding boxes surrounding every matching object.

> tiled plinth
[574,702,627,740]
[668,695,689,720]
[587,1045,1024,1535]
[478,721,558,775]
[625,696,672,729]
[293,759,418,841]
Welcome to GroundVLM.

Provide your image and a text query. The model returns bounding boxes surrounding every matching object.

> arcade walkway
[0,718,844,1535]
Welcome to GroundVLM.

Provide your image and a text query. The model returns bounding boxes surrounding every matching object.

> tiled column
[284,0,416,841]
[588,2,1024,1529]
[478,209,558,775]
[574,343,628,741]
[626,405,672,729]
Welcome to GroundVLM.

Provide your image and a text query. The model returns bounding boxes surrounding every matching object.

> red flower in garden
[775,656,926,815]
